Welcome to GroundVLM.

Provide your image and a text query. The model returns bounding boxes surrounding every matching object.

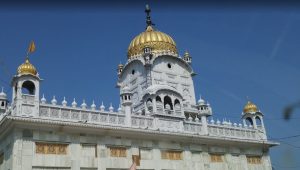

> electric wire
[272,162,300,169]
[269,134,300,140]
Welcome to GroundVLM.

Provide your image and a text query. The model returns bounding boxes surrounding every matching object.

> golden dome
[127,25,178,58]
[17,58,37,76]
[243,101,258,113]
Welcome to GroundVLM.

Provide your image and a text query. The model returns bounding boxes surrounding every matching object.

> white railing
[131,115,154,129]
[208,124,258,140]
[198,109,212,115]
[157,119,182,132]
[39,104,126,126]
[183,121,202,134]
[22,94,35,105]
[183,104,198,110]
[13,102,265,141]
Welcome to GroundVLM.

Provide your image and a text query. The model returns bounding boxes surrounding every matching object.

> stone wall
[0,130,13,170]
[0,127,273,170]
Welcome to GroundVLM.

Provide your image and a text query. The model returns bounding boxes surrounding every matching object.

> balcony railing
[131,115,154,129]
[11,102,266,141]
[22,94,35,105]
[39,104,126,126]
[183,121,202,134]
[208,124,258,140]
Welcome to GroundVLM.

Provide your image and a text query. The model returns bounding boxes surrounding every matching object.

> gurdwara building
[0,5,278,170]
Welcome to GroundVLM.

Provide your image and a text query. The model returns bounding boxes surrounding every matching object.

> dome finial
[145,4,154,27]
[243,98,258,113]
[17,41,38,76]
[127,5,177,58]
[0,87,7,99]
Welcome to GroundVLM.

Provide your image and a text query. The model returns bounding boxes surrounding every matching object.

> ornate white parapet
[39,103,126,126]
[131,115,154,129]
[183,121,202,134]
[207,123,264,141]
[156,118,183,132]
[8,94,268,142]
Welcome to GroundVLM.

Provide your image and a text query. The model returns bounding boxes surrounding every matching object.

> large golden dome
[127,25,178,58]
[17,58,37,76]
[243,101,258,113]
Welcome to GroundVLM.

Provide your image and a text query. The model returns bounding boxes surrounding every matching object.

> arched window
[156,96,162,102]
[22,81,35,95]
[143,47,151,54]
[174,99,180,105]
[255,116,262,126]
[174,99,181,109]
[146,98,153,111]
[164,96,173,110]
[156,96,163,112]
[14,83,17,95]
[245,117,253,126]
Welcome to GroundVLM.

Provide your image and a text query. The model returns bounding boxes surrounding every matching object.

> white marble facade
[0,125,274,170]
[0,6,278,170]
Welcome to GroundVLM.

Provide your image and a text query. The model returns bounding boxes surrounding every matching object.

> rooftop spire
[145,4,154,27]
[246,96,250,101]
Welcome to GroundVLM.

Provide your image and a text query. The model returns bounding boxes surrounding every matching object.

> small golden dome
[183,51,191,58]
[17,58,37,76]
[127,25,178,59]
[243,101,258,113]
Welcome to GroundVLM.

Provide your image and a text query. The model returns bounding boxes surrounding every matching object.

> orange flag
[28,41,36,54]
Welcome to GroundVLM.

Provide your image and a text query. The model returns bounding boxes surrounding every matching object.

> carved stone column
[152,96,157,114]
[70,135,80,170]
[201,115,208,135]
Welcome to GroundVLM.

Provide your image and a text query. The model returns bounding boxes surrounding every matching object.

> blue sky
[0,3,299,169]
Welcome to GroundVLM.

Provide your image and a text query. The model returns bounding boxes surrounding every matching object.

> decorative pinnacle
[91,100,96,110]
[72,98,77,107]
[246,96,250,101]
[100,101,105,110]
[51,96,57,105]
[145,4,154,27]
[41,94,46,103]
[62,97,67,106]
